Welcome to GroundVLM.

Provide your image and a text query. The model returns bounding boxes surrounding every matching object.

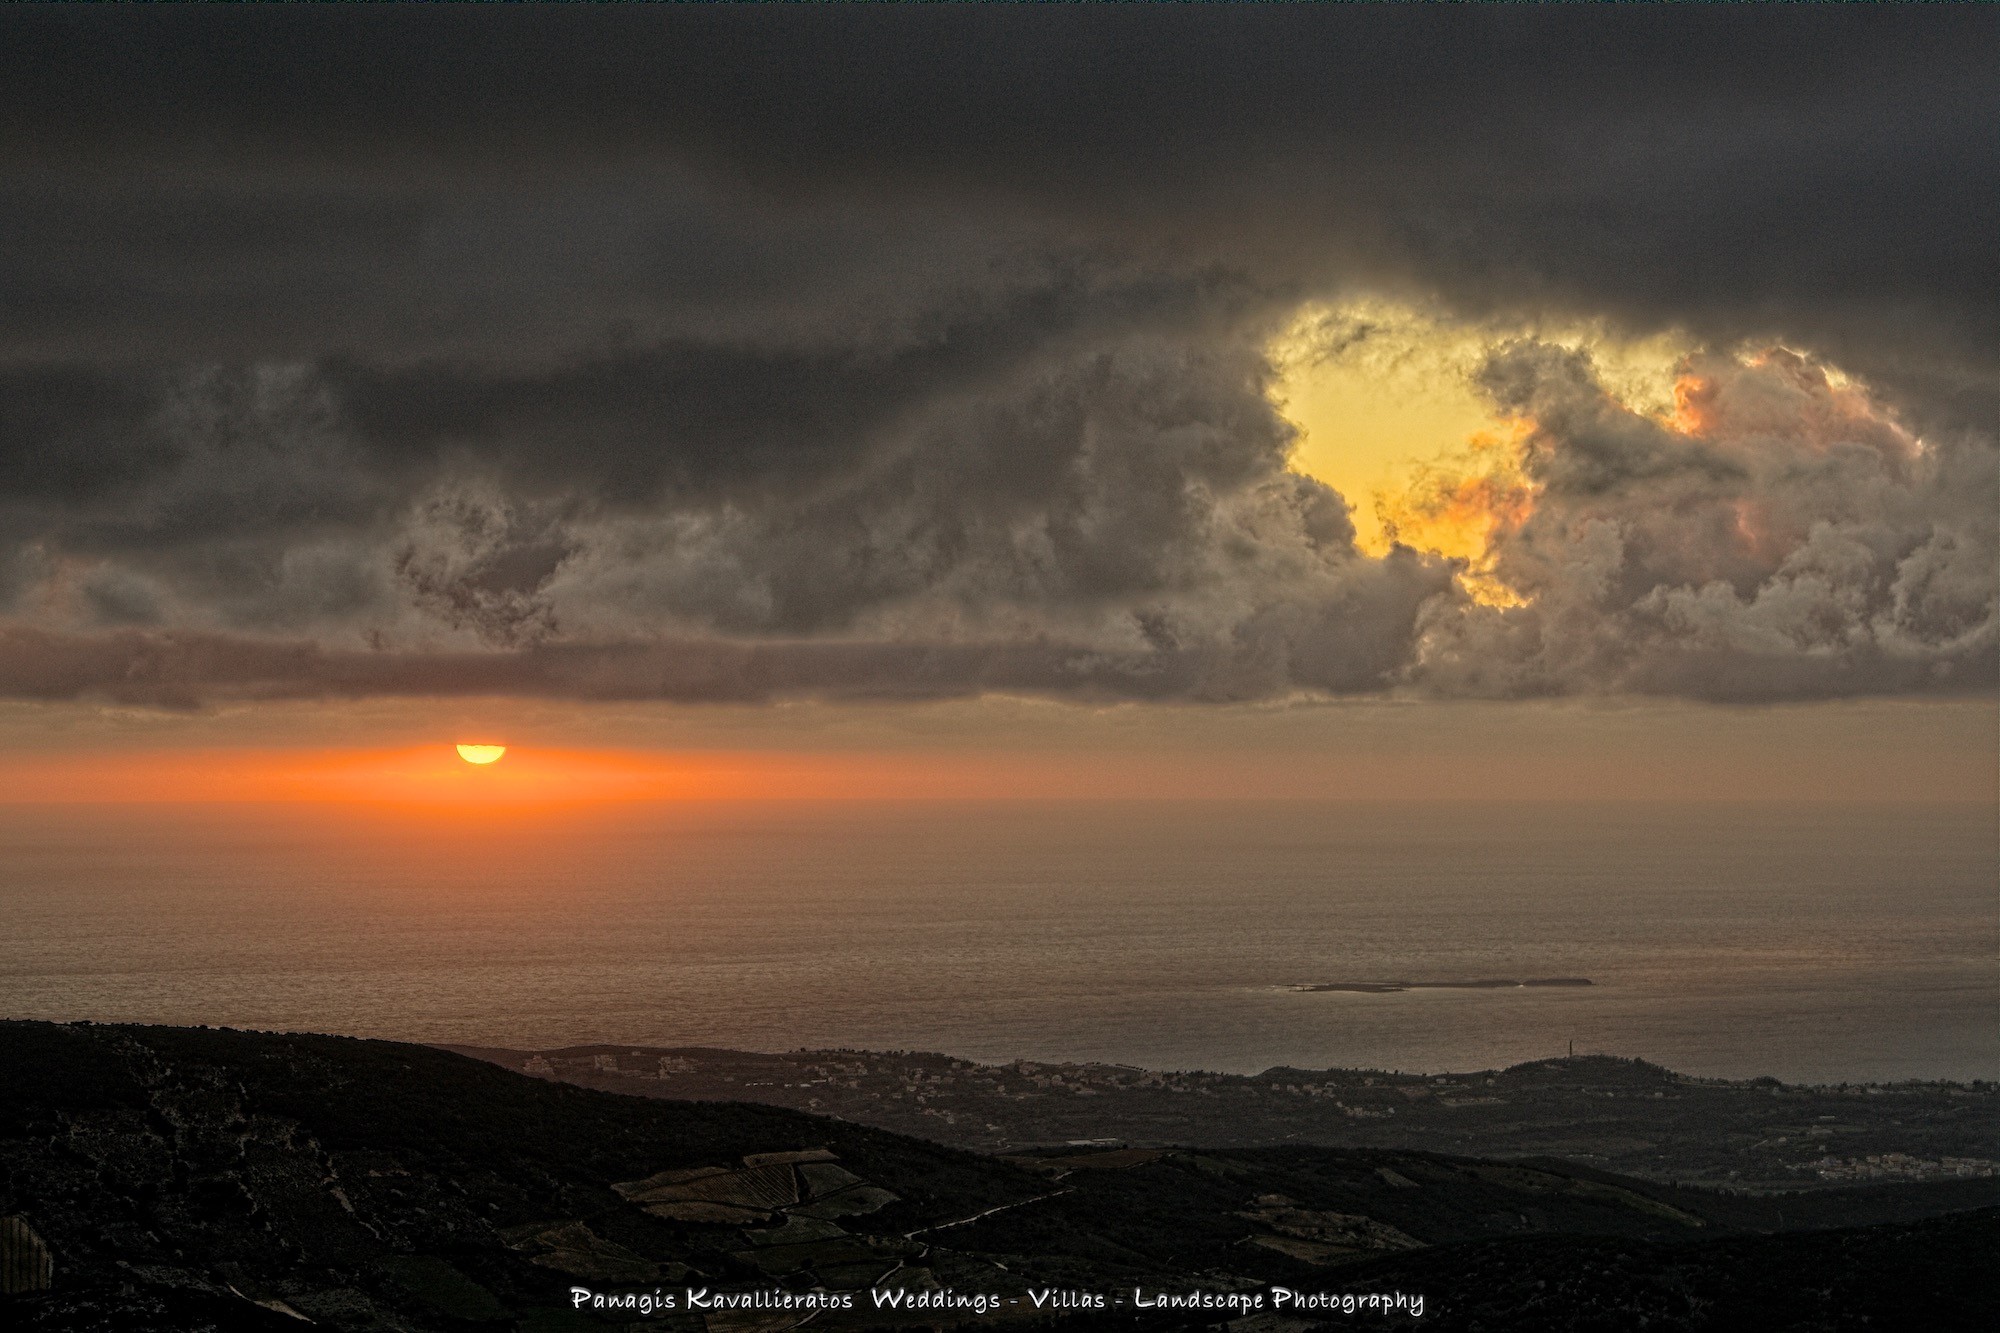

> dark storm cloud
[324,259,1262,504]
[0,6,1992,705]
[0,561,1450,708]
[7,6,1993,348]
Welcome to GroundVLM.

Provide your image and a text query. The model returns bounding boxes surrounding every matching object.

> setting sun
[455,744,507,765]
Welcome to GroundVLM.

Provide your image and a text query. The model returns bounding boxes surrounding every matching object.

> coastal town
[449,1044,2000,1194]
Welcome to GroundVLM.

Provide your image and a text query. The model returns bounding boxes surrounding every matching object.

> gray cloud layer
[1422,346,1995,700]
[0,7,1993,707]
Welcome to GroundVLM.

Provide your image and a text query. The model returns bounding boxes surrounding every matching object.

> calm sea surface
[1,801,1993,1083]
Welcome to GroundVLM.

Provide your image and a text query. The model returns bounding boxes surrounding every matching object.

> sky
[0,6,1994,803]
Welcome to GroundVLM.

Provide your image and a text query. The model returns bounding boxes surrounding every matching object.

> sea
[1,800,1993,1084]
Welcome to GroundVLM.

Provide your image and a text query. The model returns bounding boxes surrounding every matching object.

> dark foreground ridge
[2,1022,1995,1332]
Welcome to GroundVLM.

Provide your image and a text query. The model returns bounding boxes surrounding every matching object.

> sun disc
[455,744,507,765]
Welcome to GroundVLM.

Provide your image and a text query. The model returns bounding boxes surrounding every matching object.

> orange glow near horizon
[0,723,1990,808]
[0,746,906,806]
[0,745,1255,806]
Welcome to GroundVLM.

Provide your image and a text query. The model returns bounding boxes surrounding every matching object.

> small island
[1289,977,1595,993]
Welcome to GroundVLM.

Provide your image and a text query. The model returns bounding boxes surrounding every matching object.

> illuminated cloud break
[0,7,1992,708]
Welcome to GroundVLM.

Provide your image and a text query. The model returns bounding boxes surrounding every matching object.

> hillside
[446,1043,2000,1193]
[3,1022,1994,1331]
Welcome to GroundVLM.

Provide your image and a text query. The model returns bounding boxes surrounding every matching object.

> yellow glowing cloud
[1372,421,1537,607]
[1269,300,1495,557]
[1270,300,1690,605]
